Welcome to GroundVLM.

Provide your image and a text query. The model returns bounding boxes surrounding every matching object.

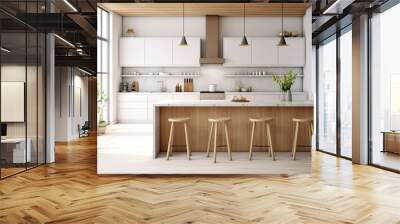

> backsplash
[121,65,303,92]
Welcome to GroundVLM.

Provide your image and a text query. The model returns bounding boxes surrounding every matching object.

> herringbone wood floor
[1,135,400,224]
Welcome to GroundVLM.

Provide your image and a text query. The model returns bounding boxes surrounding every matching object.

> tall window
[317,25,353,159]
[370,3,400,171]
[339,28,352,158]
[317,36,337,155]
[97,7,110,124]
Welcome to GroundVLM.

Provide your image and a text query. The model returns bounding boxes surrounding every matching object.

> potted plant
[97,90,108,135]
[272,70,297,102]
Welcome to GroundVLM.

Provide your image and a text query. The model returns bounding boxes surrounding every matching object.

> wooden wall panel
[159,107,313,152]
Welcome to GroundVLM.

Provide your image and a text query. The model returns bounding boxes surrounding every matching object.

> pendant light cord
[182,0,185,36]
[281,0,284,34]
[243,1,246,36]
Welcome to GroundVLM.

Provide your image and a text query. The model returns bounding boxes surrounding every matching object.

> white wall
[55,67,89,141]
[110,12,122,124]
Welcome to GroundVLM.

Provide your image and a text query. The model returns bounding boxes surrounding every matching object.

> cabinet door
[119,37,145,66]
[251,38,278,66]
[145,38,173,66]
[223,37,252,66]
[278,37,305,66]
[172,38,201,66]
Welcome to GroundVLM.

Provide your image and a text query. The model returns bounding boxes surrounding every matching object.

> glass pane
[27,31,38,169]
[97,39,101,72]
[371,4,400,171]
[318,37,337,154]
[97,8,101,37]
[102,10,109,39]
[102,40,108,73]
[38,33,46,165]
[1,31,27,178]
[340,29,352,158]
[101,74,109,123]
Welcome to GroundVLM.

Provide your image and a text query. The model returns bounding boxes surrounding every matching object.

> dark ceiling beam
[67,14,97,39]
[55,55,96,71]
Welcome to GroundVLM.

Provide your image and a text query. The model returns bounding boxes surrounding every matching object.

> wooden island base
[157,106,313,153]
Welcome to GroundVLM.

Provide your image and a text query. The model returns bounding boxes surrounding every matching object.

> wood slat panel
[159,107,313,152]
[99,3,310,17]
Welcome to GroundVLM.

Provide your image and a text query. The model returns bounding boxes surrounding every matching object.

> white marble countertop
[154,100,314,107]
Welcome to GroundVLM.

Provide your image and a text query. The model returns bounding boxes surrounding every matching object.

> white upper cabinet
[172,38,201,66]
[119,37,145,66]
[223,37,252,66]
[250,38,279,66]
[145,38,173,66]
[119,37,200,67]
[278,37,305,66]
[223,37,305,67]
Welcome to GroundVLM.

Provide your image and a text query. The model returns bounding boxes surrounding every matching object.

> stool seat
[168,117,191,122]
[292,118,313,122]
[249,117,273,122]
[208,117,231,122]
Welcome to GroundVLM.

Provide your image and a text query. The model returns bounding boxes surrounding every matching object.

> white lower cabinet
[117,93,148,123]
[118,93,200,122]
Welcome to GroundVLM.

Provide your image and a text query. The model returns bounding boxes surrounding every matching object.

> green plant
[272,70,297,92]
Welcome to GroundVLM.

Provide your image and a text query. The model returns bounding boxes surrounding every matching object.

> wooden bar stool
[248,117,275,161]
[166,117,191,160]
[291,118,313,160]
[206,117,232,163]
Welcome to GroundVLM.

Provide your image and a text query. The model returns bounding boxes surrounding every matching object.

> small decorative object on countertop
[126,28,136,37]
[131,80,139,92]
[272,70,297,102]
[232,95,250,102]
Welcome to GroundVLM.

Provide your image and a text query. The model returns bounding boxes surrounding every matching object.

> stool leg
[292,121,299,160]
[224,122,232,161]
[166,122,174,160]
[248,122,256,160]
[206,122,214,157]
[213,122,218,163]
[266,123,275,161]
[308,122,313,148]
[184,122,191,160]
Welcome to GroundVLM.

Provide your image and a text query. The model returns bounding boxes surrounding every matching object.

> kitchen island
[153,100,314,158]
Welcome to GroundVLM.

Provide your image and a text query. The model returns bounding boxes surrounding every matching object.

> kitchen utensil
[208,84,217,92]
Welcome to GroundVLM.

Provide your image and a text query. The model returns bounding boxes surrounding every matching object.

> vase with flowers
[272,70,297,102]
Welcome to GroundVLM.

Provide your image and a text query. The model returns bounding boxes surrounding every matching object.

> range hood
[200,15,224,64]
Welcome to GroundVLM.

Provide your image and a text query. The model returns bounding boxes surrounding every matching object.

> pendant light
[240,1,249,46]
[179,0,188,46]
[278,0,288,47]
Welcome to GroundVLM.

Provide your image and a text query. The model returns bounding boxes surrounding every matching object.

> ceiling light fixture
[1,47,11,53]
[240,1,249,46]
[63,0,78,12]
[54,34,76,48]
[278,0,288,47]
[179,0,188,46]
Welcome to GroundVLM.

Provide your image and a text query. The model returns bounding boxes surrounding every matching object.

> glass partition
[0,3,46,179]
[370,3,400,171]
